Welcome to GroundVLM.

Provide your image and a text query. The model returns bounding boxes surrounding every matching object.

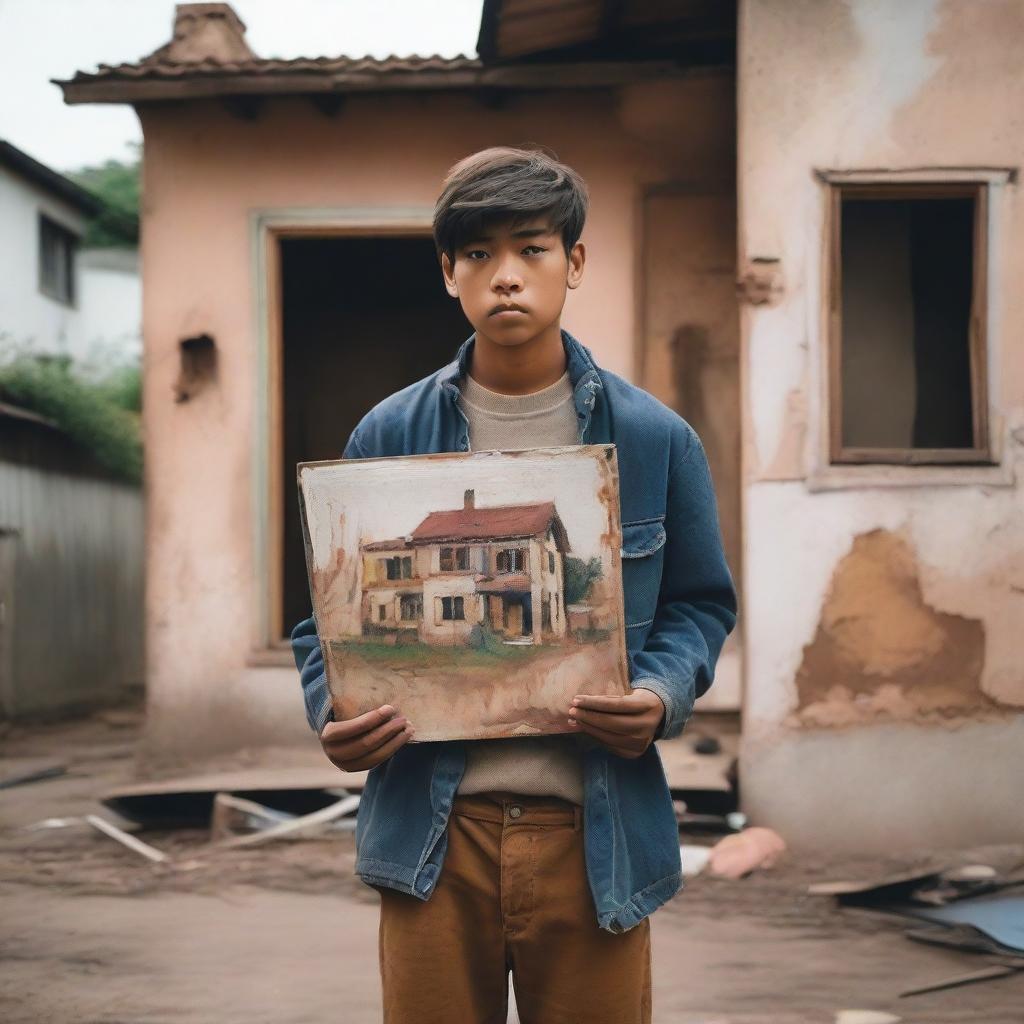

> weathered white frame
[808,167,1016,492]
[249,206,436,655]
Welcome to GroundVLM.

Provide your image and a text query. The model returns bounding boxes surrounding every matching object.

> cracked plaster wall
[737,0,1024,848]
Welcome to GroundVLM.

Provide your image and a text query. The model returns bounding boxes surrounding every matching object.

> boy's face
[440,216,585,349]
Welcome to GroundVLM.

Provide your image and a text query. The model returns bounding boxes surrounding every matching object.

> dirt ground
[1,708,1022,1024]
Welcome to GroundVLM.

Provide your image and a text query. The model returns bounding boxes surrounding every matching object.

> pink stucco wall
[137,77,735,763]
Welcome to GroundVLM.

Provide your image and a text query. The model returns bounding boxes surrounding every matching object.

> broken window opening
[830,182,989,465]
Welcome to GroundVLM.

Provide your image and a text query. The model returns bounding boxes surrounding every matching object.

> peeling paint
[792,530,1010,727]
[760,387,807,481]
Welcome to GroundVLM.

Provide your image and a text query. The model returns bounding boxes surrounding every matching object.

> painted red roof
[476,573,532,593]
[410,501,557,544]
[362,537,411,552]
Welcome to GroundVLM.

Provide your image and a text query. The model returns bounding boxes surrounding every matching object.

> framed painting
[297,445,630,741]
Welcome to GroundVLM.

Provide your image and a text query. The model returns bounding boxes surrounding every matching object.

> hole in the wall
[173,334,217,403]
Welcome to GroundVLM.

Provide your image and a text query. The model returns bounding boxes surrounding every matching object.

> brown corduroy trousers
[377,791,652,1024]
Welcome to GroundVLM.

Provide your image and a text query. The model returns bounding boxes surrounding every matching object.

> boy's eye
[523,245,546,255]
[465,249,489,260]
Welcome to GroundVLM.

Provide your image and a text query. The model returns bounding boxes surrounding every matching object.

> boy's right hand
[319,705,413,772]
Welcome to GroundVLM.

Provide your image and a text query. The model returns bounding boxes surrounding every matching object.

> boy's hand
[319,704,413,772]
[567,690,665,758]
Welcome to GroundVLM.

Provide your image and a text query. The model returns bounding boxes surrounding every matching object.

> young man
[292,146,737,1023]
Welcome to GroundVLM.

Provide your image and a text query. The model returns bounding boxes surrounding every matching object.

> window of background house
[400,594,422,621]
[497,549,524,574]
[829,183,989,464]
[39,214,78,305]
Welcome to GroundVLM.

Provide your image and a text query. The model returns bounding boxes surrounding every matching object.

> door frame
[249,207,435,657]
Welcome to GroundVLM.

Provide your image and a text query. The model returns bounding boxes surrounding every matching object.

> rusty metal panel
[0,459,143,718]
[298,445,630,741]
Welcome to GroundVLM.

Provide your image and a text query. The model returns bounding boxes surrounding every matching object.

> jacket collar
[436,328,604,421]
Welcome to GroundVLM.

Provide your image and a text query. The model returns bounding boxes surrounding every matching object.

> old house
[57,0,1024,852]
[0,139,141,365]
[361,489,569,646]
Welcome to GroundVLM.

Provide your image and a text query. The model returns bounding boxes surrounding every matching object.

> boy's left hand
[567,690,665,758]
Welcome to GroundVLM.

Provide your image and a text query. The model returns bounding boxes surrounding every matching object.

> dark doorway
[280,235,470,637]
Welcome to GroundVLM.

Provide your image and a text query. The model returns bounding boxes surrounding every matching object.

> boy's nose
[492,269,522,292]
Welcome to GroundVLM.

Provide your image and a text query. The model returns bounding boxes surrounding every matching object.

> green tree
[563,555,603,605]
[68,144,140,248]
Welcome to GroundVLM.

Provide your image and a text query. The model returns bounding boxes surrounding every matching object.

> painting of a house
[361,489,569,647]
[298,446,629,741]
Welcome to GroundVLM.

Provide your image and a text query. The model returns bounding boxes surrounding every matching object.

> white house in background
[78,248,143,365]
[0,139,141,366]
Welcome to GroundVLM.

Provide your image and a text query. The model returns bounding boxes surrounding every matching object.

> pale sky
[0,0,484,172]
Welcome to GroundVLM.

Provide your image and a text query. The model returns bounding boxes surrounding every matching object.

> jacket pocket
[620,519,666,634]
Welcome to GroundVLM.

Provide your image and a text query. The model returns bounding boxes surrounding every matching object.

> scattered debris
[86,814,168,864]
[20,817,81,831]
[217,794,360,849]
[905,923,1024,959]
[899,963,1023,998]
[901,893,1024,953]
[209,792,296,842]
[103,766,362,827]
[946,863,998,882]
[708,827,786,879]
[0,760,67,790]
[808,868,942,904]
[680,844,712,878]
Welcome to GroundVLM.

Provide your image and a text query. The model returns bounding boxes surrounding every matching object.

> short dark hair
[433,146,588,261]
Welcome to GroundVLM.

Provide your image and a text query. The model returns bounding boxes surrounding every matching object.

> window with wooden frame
[828,182,990,464]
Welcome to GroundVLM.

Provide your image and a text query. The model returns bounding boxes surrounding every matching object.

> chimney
[464,489,475,510]
[165,4,256,64]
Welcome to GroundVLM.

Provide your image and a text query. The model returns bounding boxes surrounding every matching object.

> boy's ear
[566,240,586,290]
[440,252,459,298]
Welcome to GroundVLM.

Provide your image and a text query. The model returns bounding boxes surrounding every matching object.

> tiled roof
[411,501,557,544]
[69,53,480,83]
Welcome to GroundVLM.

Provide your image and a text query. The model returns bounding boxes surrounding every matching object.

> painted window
[378,604,387,621]
[548,551,555,574]
[39,214,78,306]
[400,594,422,620]
[384,555,413,580]
[440,546,470,572]
[441,595,465,621]
[829,182,990,464]
[496,548,525,574]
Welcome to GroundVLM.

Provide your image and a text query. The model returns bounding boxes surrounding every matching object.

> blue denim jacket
[291,329,737,932]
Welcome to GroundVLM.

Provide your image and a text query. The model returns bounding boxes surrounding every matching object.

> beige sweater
[455,370,586,805]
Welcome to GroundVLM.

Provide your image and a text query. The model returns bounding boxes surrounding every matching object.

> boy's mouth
[489,302,528,317]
